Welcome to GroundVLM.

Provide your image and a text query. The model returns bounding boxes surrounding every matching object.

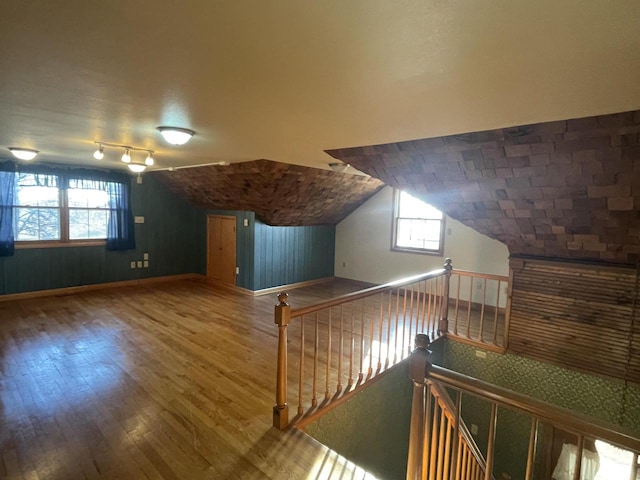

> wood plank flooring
[0,279,380,480]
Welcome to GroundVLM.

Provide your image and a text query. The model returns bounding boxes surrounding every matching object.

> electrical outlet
[137,261,142,268]
[130,261,136,269]
[143,260,149,268]
[471,424,479,435]
[143,253,149,260]
[243,218,249,227]
[134,216,144,224]
[235,266,240,274]
[475,350,487,359]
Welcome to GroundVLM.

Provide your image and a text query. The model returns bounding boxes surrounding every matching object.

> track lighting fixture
[121,148,131,163]
[157,126,195,146]
[9,147,39,161]
[92,141,155,173]
[93,144,105,160]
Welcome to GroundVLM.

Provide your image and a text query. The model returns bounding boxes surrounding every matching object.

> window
[392,189,444,255]
[0,164,136,253]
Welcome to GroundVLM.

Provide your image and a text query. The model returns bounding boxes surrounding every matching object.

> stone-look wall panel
[327,110,640,264]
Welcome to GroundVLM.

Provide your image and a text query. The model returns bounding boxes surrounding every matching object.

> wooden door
[207,215,236,285]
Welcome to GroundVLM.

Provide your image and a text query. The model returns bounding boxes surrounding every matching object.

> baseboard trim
[252,277,335,297]
[0,273,204,303]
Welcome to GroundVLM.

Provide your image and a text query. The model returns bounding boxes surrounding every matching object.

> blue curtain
[0,162,16,257]
[105,177,136,251]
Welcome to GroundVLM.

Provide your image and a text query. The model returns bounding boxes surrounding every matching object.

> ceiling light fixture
[328,162,350,173]
[157,126,195,146]
[128,163,146,173]
[93,144,105,160]
[93,141,156,173]
[9,147,39,161]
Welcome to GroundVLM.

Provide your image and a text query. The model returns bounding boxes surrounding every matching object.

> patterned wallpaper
[441,341,640,479]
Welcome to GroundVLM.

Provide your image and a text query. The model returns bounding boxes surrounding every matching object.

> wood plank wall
[0,174,202,295]
[507,257,640,383]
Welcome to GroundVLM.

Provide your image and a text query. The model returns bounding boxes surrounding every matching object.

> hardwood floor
[0,279,380,480]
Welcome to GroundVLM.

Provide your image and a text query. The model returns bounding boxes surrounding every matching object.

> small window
[14,173,61,241]
[392,189,444,255]
[68,185,109,240]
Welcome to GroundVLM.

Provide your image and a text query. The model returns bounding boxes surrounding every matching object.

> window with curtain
[0,163,135,255]
[392,189,445,255]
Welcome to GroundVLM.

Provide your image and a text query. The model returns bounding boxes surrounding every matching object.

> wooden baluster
[484,403,498,480]
[337,305,343,394]
[439,258,452,335]
[525,418,538,480]
[386,289,394,368]
[466,277,473,339]
[436,407,446,480]
[397,286,405,364]
[325,308,332,401]
[422,383,433,477]
[312,312,319,407]
[478,279,487,342]
[429,398,440,480]
[368,298,375,377]
[297,316,305,415]
[493,280,501,346]
[420,279,428,334]
[273,292,291,429]
[359,299,365,382]
[572,435,584,480]
[428,280,435,339]
[407,285,415,356]
[454,274,461,336]
[378,292,384,372]
[443,414,452,480]
[450,391,462,479]
[406,334,431,480]
[348,303,354,390]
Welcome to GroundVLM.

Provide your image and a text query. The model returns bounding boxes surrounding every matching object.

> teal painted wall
[0,172,201,295]
[305,361,413,480]
[253,219,335,290]
[441,341,640,479]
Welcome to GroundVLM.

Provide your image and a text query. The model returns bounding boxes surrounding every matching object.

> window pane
[69,208,108,240]
[68,188,109,208]
[15,208,60,241]
[398,191,442,219]
[15,173,59,207]
[397,218,442,250]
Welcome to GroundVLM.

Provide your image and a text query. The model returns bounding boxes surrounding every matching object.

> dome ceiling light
[9,147,39,161]
[157,126,195,146]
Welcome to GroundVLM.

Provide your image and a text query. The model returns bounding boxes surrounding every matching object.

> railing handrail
[453,270,508,282]
[290,267,447,318]
[427,363,640,453]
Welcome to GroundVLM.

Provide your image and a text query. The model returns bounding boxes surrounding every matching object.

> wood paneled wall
[507,257,640,383]
[253,220,335,290]
[0,174,202,296]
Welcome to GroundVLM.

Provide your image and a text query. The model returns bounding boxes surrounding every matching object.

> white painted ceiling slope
[1,1,639,172]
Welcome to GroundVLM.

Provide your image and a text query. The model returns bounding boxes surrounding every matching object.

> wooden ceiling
[327,110,640,265]
[152,160,384,226]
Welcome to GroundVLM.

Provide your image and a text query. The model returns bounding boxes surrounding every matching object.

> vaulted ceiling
[327,110,640,265]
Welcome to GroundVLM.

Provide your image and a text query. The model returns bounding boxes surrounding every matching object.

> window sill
[16,240,107,250]
[391,246,443,256]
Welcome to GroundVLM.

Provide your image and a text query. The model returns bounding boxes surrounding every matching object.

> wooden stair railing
[407,334,640,480]
[274,260,453,429]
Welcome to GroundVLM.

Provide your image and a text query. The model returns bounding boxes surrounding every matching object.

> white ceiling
[1,1,639,172]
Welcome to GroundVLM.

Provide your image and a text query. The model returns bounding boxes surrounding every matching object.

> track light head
[145,152,154,166]
[121,148,131,163]
[93,144,104,160]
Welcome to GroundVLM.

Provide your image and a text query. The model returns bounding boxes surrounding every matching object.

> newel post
[438,258,453,335]
[273,292,291,429]
[406,334,432,480]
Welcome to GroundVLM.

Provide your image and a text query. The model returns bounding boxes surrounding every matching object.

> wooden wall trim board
[507,256,640,384]
[0,274,204,303]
